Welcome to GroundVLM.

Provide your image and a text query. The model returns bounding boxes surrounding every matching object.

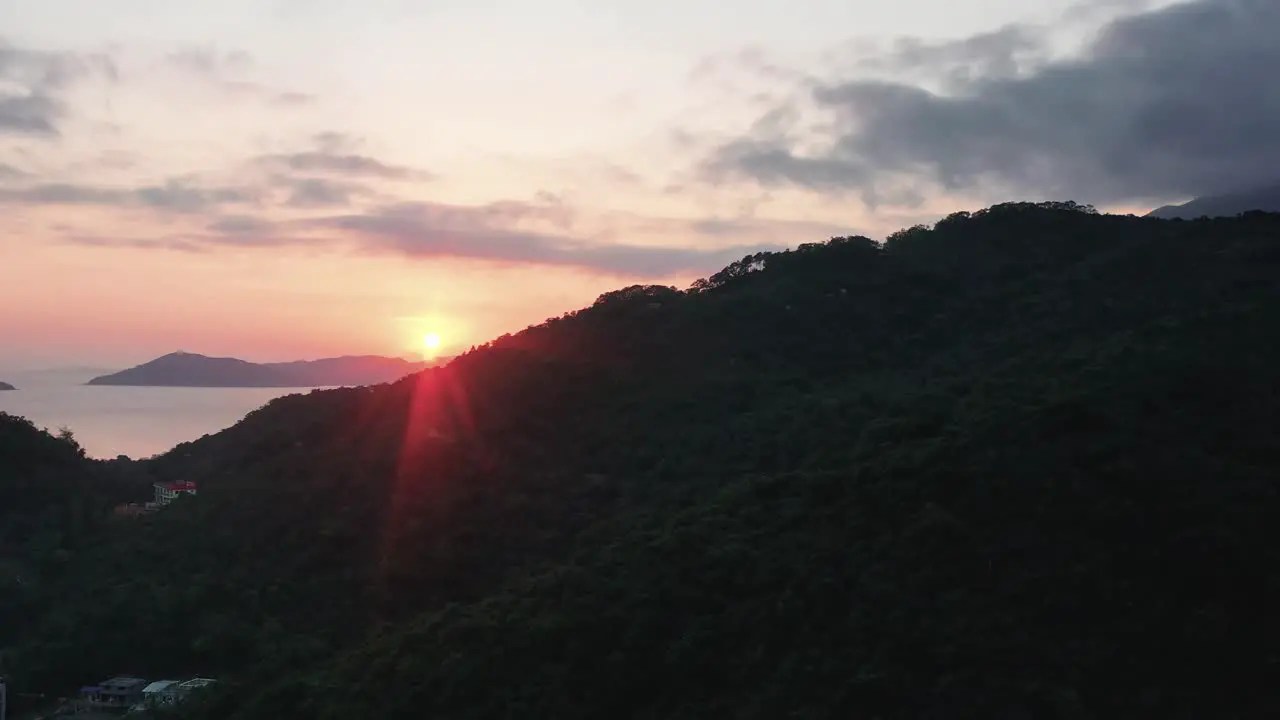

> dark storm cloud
[704,0,1280,205]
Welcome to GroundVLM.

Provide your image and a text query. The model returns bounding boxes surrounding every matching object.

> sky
[2,0,1274,370]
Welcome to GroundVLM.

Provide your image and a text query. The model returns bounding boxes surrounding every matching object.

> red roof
[157,481,198,491]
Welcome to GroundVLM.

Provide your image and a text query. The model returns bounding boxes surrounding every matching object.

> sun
[422,332,442,351]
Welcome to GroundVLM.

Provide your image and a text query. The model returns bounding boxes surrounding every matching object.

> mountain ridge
[1146,181,1280,219]
[86,351,447,388]
[4,202,1278,719]
[0,381,14,391]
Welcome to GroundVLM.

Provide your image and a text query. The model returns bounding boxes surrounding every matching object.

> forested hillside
[0,414,152,689]
[4,202,1279,718]
[0,415,96,569]
[0,415,152,562]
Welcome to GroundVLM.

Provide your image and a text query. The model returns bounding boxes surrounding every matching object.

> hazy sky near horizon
[3,0,1273,371]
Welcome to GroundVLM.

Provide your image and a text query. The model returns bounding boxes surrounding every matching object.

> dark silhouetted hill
[86,352,436,388]
[0,381,14,390]
[1147,182,1280,219]
[4,202,1279,719]
[0,414,151,699]
[0,413,151,547]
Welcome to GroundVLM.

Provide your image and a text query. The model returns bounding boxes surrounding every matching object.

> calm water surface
[0,370,320,459]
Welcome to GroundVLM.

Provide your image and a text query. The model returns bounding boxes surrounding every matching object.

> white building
[141,680,183,708]
[152,481,198,507]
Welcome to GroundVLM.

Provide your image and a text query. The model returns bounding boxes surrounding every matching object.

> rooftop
[99,676,146,690]
[143,680,180,693]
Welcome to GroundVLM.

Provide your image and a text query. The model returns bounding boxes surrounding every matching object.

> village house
[111,481,200,518]
[151,481,198,507]
[140,679,184,708]
[80,676,147,710]
[177,678,217,695]
[75,675,217,714]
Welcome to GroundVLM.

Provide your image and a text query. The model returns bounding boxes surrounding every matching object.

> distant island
[86,351,448,388]
[0,381,14,391]
[1147,181,1280,219]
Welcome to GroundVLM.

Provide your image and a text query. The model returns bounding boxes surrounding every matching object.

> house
[153,481,198,507]
[141,680,183,708]
[168,678,217,704]
[176,677,216,696]
[82,676,147,709]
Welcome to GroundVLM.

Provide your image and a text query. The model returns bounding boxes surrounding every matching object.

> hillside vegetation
[0,415,151,671]
[3,202,1279,718]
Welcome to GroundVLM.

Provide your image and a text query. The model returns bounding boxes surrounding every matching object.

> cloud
[702,0,1280,206]
[0,175,361,212]
[0,178,258,212]
[0,162,28,181]
[246,132,433,205]
[1,131,426,215]
[71,196,788,278]
[312,132,358,153]
[690,45,811,87]
[165,46,315,106]
[0,183,124,204]
[134,179,259,211]
[612,211,858,246]
[0,42,116,137]
[849,23,1050,85]
[0,94,60,135]
[167,47,254,76]
[304,201,782,277]
[223,82,316,107]
[254,150,429,181]
[68,235,210,253]
[280,177,365,207]
[208,215,272,235]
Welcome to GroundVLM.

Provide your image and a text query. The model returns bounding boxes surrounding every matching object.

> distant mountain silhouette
[1147,182,1280,219]
[0,381,15,391]
[86,352,447,388]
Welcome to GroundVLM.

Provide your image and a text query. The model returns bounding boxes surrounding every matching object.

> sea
[0,368,317,459]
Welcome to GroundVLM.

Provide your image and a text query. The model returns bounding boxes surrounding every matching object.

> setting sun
[423,333,442,351]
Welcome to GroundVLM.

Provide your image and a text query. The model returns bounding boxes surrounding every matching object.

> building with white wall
[152,481,198,507]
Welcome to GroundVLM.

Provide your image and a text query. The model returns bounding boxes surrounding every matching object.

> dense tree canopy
[0,415,152,683]
[3,202,1279,718]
